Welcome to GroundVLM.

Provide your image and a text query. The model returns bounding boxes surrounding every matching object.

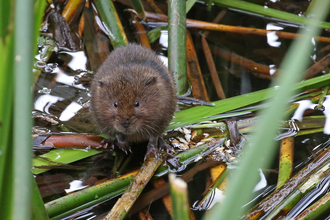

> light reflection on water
[266,23,283,47]
[192,168,268,211]
[61,51,87,71]
[54,69,85,90]
[322,97,330,134]
[59,102,83,121]
[292,100,316,122]
[65,180,88,193]
[34,94,64,114]
[292,95,330,134]
[191,188,225,211]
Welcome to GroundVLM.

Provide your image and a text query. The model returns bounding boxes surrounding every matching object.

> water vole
[90,44,177,156]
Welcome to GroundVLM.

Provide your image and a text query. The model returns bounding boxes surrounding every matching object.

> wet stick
[145,0,164,14]
[186,30,210,101]
[202,37,226,99]
[105,152,166,220]
[62,0,83,23]
[277,137,294,189]
[132,19,150,48]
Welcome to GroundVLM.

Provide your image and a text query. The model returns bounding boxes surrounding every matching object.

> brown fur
[90,44,177,143]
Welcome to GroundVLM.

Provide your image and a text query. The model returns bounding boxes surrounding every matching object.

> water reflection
[35,94,64,114]
[292,100,315,122]
[292,96,330,134]
[65,180,88,193]
[60,51,87,71]
[322,97,330,134]
[191,188,225,211]
[59,102,83,121]
[266,30,281,47]
[254,169,267,192]
[192,168,268,211]
[159,30,168,48]
[33,50,90,129]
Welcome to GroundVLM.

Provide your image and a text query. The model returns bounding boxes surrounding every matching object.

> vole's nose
[121,118,130,129]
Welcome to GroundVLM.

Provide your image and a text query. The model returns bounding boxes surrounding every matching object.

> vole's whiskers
[145,124,157,134]
[145,120,161,131]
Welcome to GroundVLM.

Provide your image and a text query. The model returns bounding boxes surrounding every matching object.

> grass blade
[211,0,330,29]
[168,73,330,130]
[32,149,101,175]
[94,0,128,48]
[12,0,34,218]
[32,177,50,220]
[0,33,14,215]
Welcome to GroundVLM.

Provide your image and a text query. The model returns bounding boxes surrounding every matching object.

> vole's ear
[145,77,157,86]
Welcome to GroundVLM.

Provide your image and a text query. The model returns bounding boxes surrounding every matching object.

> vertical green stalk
[13,0,34,218]
[0,1,12,38]
[168,0,188,95]
[0,32,14,211]
[0,0,14,218]
[169,173,190,220]
[207,0,330,219]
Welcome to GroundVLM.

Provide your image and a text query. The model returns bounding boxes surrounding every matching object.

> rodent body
[90,44,177,154]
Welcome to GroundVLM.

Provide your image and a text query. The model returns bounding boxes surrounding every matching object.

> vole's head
[91,63,176,141]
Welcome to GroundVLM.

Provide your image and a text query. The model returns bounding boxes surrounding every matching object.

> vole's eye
[98,81,104,87]
[114,102,118,108]
[135,101,139,107]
